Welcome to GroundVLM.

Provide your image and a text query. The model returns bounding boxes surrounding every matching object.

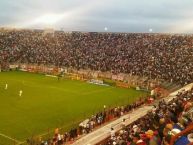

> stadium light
[104,27,108,31]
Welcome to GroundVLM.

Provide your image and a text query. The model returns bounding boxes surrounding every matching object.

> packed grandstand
[1,29,193,85]
[0,28,192,145]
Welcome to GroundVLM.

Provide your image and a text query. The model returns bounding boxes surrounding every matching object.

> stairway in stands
[160,81,182,93]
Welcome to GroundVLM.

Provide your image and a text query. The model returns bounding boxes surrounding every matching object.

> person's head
[145,130,154,139]
[159,118,165,125]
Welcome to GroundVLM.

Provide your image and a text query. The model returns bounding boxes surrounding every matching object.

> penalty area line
[0,132,20,143]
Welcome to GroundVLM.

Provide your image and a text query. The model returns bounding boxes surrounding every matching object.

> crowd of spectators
[1,29,193,85]
[106,88,193,145]
[37,96,146,145]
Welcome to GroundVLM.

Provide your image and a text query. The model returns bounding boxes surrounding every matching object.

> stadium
[0,0,193,145]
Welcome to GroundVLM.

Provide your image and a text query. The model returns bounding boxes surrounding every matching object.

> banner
[14,63,159,89]
[116,82,129,88]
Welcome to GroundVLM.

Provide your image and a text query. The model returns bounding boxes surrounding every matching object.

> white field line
[0,132,20,143]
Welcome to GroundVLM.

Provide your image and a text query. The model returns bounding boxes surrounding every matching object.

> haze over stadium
[0,0,193,33]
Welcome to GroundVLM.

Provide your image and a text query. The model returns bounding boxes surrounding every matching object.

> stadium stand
[0,30,193,86]
[104,86,193,145]
[0,29,193,145]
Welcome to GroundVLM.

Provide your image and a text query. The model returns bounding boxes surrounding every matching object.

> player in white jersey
[5,84,8,90]
[19,90,23,96]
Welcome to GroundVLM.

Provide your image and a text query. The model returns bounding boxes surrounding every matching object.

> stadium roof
[0,0,193,33]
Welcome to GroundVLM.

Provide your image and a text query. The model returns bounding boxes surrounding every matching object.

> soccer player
[57,73,62,81]
[5,84,8,90]
[19,90,23,97]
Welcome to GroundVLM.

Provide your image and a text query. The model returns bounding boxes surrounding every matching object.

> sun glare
[34,14,65,25]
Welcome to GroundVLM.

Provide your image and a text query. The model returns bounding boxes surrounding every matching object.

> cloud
[0,0,193,33]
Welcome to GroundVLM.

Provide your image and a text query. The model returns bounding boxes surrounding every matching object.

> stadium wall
[8,63,162,90]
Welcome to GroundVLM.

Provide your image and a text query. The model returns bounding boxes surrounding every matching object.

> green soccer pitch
[0,71,147,144]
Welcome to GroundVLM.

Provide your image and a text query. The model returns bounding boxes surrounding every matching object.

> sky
[0,0,193,33]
